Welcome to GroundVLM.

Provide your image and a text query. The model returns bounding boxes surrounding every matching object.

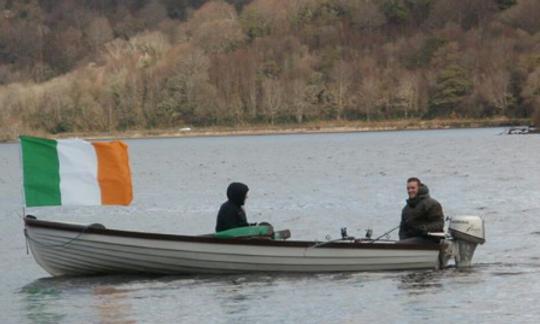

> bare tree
[188,1,245,54]
[475,70,511,115]
[328,59,355,120]
[262,77,284,124]
[522,67,540,120]
[357,57,383,121]
[396,70,421,119]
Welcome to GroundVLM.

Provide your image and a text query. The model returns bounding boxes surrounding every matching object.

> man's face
[407,181,419,199]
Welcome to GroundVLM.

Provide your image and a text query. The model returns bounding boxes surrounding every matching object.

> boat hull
[24,217,441,276]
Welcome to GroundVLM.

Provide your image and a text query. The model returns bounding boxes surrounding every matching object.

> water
[1,128,539,323]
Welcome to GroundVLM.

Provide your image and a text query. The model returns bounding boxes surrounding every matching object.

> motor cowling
[441,216,485,268]
[449,215,485,245]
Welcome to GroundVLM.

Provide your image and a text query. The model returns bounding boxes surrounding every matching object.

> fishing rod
[310,227,356,248]
[368,225,400,243]
[312,225,400,248]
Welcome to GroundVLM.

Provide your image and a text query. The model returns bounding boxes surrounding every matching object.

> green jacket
[399,184,444,240]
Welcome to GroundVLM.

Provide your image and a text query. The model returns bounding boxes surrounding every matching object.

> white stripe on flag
[57,139,101,205]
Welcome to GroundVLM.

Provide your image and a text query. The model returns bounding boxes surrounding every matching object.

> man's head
[227,182,249,206]
[406,177,422,199]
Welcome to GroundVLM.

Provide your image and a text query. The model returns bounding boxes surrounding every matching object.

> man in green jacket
[399,177,444,243]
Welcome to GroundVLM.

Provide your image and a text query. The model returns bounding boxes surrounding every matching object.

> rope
[24,225,92,249]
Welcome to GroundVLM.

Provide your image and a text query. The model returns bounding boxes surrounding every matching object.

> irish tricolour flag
[20,136,133,207]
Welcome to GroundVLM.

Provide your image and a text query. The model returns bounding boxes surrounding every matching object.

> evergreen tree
[428,64,472,117]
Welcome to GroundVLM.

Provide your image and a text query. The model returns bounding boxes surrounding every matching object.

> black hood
[226,182,249,206]
[417,184,429,198]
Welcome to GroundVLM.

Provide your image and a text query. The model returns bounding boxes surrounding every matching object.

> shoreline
[1,117,530,142]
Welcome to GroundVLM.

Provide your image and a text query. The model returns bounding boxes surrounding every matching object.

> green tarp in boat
[213,225,272,239]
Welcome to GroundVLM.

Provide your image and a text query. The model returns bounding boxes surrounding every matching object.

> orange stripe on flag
[92,141,133,205]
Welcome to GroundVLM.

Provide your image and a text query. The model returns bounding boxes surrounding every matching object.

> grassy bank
[1,117,530,143]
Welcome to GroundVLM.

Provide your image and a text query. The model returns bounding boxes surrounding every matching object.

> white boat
[23,215,485,277]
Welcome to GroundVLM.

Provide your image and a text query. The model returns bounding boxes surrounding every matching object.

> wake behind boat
[24,215,485,277]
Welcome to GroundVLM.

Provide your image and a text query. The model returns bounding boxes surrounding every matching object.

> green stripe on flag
[20,136,61,207]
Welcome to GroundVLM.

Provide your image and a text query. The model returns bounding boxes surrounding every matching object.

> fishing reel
[339,227,374,241]
[340,227,355,240]
[365,229,373,239]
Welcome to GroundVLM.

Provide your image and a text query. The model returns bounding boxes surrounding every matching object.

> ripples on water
[2,128,540,323]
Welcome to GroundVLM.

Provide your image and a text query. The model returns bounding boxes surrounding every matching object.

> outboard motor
[442,215,485,268]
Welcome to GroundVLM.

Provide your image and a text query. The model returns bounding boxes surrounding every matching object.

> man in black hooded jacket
[215,182,251,232]
[399,177,444,243]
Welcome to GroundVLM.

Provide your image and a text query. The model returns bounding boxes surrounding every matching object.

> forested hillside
[0,0,539,138]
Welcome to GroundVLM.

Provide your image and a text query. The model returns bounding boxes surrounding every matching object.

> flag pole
[18,136,26,218]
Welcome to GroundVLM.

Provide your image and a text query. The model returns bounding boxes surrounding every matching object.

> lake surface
[1,128,539,323]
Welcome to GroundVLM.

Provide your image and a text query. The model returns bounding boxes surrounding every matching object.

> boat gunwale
[24,217,441,251]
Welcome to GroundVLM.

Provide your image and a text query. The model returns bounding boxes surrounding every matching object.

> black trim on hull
[24,216,440,251]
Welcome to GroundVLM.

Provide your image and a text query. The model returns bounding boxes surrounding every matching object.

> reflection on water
[21,281,65,324]
[15,266,540,323]
[19,275,158,323]
[397,270,444,294]
[93,286,135,324]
